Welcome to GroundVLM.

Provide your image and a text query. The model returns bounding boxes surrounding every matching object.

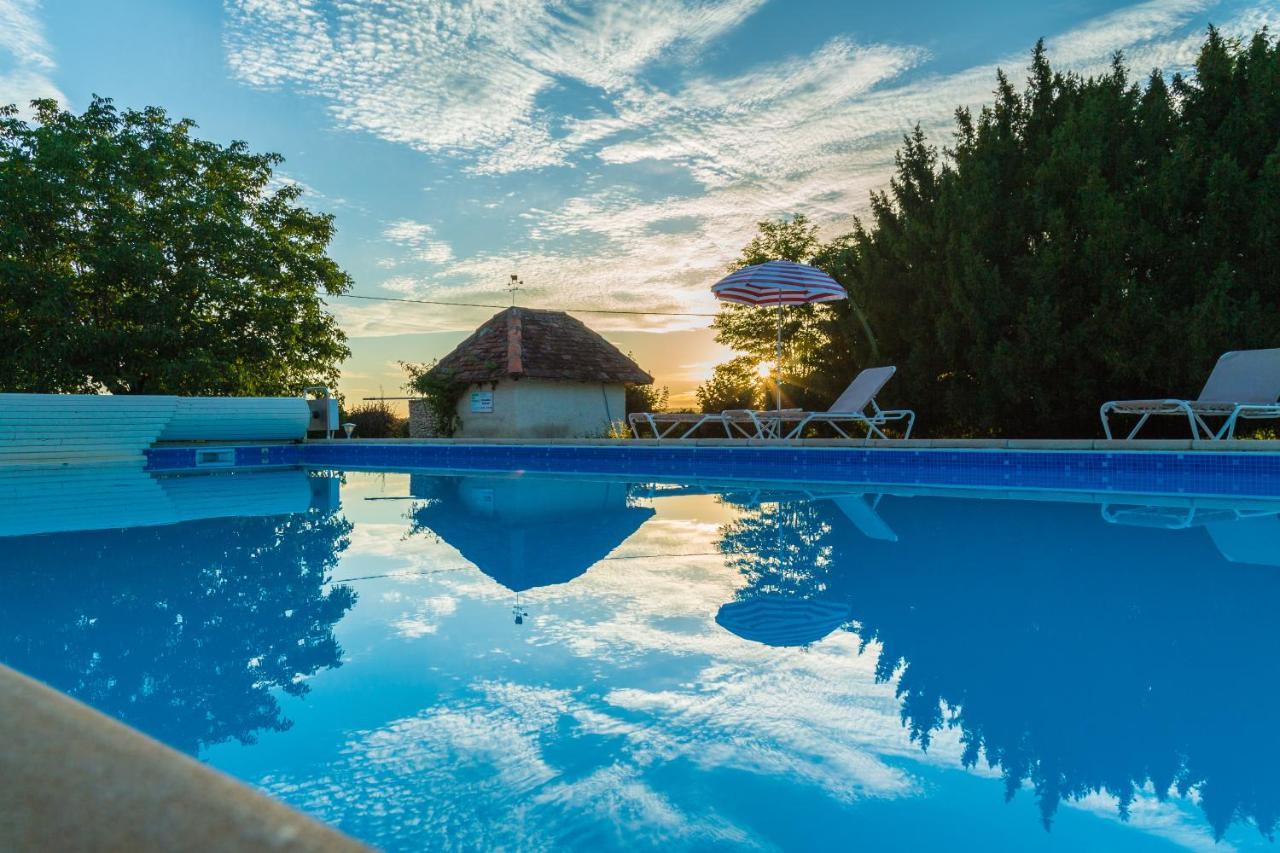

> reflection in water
[716,489,1280,840]
[715,596,852,648]
[0,469,356,754]
[9,465,1280,848]
[407,475,653,622]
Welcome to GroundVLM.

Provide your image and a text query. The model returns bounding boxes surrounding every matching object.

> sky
[2,0,1276,408]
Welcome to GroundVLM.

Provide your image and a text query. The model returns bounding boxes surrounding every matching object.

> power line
[328,552,726,584]
[330,292,721,318]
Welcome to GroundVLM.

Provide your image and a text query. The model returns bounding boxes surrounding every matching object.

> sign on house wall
[470,391,494,413]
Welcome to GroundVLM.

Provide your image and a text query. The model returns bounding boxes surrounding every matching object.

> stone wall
[407,399,439,438]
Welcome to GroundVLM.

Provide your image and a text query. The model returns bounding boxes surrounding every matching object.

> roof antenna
[508,274,522,307]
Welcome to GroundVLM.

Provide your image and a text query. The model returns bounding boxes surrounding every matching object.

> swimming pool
[4,459,1280,851]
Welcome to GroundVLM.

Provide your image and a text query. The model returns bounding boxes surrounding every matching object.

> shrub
[626,383,669,414]
[696,356,763,413]
[341,400,407,439]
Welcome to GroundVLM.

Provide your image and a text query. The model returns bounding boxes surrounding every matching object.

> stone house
[410,307,652,439]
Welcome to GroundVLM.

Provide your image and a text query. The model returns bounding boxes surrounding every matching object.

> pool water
[3,465,1280,851]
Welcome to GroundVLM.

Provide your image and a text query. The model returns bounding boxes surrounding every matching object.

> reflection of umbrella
[715,596,852,648]
[712,260,848,411]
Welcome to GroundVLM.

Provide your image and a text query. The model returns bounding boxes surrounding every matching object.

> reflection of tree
[0,509,356,755]
[718,495,1280,841]
[719,498,837,600]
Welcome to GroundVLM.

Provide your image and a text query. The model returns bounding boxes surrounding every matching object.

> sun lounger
[1100,348,1280,440]
[628,409,803,439]
[771,366,915,439]
[629,367,913,440]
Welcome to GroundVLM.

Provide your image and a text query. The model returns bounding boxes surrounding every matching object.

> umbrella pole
[775,303,783,412]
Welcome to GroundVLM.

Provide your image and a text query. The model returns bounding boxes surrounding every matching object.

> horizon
[3,0,1275,409]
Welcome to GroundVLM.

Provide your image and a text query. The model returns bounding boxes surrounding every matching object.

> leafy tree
[706,28,1280,437]
[0,97,351,395]
[402,359,464,437]
[625,382,669,414]
[695,355,764,413]
[709,215,848,411]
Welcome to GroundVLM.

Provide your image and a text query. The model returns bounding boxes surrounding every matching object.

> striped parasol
[711,260,847,411]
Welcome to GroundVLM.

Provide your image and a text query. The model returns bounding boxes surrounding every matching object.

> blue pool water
[4,463,1280,851]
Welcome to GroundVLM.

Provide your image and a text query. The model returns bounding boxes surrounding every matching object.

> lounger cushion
[829,367,896,414]
[1197,348,1280,404]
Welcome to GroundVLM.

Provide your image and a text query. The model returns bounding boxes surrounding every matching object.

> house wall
[455,380,625,439]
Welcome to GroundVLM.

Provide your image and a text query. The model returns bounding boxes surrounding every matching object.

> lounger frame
[628,409,803,440]
[1099,399,1280,440]
[629,365,916,441]
[1100,349,1280,441]
[778,399,916,440]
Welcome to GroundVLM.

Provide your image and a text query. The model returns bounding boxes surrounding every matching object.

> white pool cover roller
[157,396,311,442]
[0,394,313,465]
[0,395,178,464]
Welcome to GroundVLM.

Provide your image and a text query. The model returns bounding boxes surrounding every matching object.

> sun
[756,360,775,379]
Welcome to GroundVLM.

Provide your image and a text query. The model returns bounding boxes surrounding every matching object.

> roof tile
[429,308,653,385]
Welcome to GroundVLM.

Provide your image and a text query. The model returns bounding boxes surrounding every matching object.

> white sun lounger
[738,366,915,440]
[628,409,803,439]
[629,366,915,440]
[1100,348,1280,440]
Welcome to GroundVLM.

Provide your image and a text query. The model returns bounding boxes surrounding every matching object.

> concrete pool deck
[0,665,370,852]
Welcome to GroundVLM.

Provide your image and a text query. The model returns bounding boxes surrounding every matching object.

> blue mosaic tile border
[144,444,304,470]
[305,443,1280,498]
[143,442,1280,498]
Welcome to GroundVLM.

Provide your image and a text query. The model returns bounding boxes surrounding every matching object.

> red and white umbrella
[711,260,847,410]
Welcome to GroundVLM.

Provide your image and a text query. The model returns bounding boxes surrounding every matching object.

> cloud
[577,37,929,187]
[260,680,760,849]
[234,0,1278,346]
[224,0,766,174]
[0,0,64,108]
[391,594,458,638]
[382,218,454,265]
[1067,788,1234,853]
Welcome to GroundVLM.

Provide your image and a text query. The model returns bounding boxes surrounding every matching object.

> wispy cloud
[0,0,63,108]
[225,0,765,174]
[234,0,1277,342]
[382,218,454,265]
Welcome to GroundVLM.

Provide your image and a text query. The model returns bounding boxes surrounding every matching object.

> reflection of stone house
[409,475,653,592]
[409,308,652,439]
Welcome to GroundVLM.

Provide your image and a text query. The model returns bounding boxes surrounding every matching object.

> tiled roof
[429,308,653,385]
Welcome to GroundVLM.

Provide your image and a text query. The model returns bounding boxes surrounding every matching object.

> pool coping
[0,664,370,852]
[134,438,1280,501]
[294,437,1280,451]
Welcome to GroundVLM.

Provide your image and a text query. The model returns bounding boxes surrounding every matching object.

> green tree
[706,27,1280,437]
[402,359,464,437]
[0,97,352,395]
[708,216,842,410]
[849,29,1280,436]
[626,382,669,414]
[695,355,764,413]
